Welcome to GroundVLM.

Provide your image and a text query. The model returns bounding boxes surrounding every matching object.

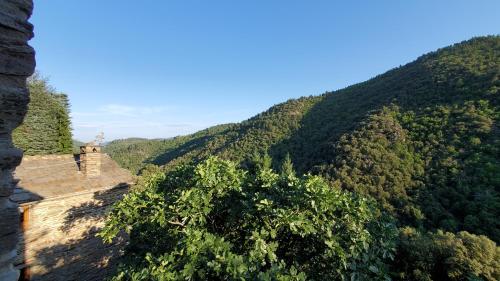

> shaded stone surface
[11,153,134,280]
[16,185,129,281]
[0,0,35,280]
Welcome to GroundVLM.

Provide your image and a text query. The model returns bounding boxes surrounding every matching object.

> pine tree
[13,73,73,155]
[280,153,295,177]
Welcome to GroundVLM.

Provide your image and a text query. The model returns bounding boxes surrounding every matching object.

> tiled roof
[11,154,134,204]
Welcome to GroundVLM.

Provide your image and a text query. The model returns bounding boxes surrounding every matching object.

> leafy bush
[100,157,397,280]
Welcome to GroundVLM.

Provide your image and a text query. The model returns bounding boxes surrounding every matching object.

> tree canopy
[13,73,73,155]
[100,157,397,280]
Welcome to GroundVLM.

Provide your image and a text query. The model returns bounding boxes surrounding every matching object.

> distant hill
[13,74,73,155]
[104,124,235,174]
[106,36,500,242]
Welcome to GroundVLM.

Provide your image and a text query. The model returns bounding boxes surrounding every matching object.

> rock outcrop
[0,0,35,280]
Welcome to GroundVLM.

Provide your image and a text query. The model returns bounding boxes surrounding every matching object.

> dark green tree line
[13,73,73,155]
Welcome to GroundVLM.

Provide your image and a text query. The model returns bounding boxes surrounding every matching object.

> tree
[100,157,397,280]
[13,72,73,155]
[280,153,295,178]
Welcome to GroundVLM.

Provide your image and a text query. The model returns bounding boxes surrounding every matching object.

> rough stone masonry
[80,144,102,178]
[0,0,35,280]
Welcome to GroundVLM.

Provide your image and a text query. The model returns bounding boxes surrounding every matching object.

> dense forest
[103,36,500,280]
[13,73,74,155]
[104,124,235,174]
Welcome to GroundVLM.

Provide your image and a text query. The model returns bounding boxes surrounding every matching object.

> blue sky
[30,1,500,141]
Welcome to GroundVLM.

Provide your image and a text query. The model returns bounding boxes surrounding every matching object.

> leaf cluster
[100,157,397,280]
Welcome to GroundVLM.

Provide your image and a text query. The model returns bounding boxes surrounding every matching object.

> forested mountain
[104,124,235,173]
[108,36,499,238]
[104,36,499,280]
[13,74,73,155]
[109,37,499,170]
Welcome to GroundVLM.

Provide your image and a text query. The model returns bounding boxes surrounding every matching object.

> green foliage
[401,101,500,240]
[104,124,235,174]
[13,73,73,155]
[393,227,500,281]
[327,106,425,225]
[107,38,500,237]
[326,99,500,241]
[280,153,295,178]
[100,157,397,280]
[105,36,500,278]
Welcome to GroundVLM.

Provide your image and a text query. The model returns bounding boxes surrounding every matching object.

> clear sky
[30,0,500,142]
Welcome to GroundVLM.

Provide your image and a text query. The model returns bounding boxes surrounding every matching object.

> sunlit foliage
[100,157,397,280]
[393,227,499,281]
[103,36,500,279]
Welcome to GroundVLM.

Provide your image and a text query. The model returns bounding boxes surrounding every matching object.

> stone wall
[80,145,102,178]
[0,1,35,280]
[18,185,128,281]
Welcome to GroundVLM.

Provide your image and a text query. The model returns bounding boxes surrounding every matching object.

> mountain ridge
[104,36,500,279]
[107,35,499,241]
[107,35,499,169]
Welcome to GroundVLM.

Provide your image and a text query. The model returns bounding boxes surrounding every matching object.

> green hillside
[108,37,500,242]
[108,36,498,236]
[13,74,73,155]
[104,36,500,280]
[104,124,235,174]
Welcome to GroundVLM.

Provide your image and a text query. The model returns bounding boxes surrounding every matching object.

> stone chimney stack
[80,144,102,177]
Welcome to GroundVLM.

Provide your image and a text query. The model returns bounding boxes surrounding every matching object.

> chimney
[80,143,101,177]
